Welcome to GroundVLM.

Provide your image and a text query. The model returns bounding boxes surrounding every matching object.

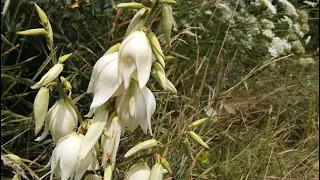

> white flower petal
[135,34,152,89]
[87,53,118,94]
[59,134,82,180]
[141,87,156,135]
[75,149,93,180]
[79,105,109,160]
[89,53,122,114]
[131,81,148,134]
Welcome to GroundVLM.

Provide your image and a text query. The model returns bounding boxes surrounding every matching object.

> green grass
[1,0,319,179]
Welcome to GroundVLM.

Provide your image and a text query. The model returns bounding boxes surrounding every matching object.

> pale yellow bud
[186,131,210,149]
[16,28,48,36]
[166,78,177,93]
[187,118,208,129]
[34,87,49,135]
[34,3,49,26]
[124,139,159,158]
[153,62,167,90]
[162,4,173,47]
[148,31,165,67]
[104,164,114,180]
[160,158,172,174]
[116,2,144,9]
[58,53,72,63]
[31,63,64,89]
[60,76,72,91]
[182,138,194,160]
[12,175,20,180]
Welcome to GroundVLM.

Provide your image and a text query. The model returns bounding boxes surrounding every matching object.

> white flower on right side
[118,31,153,89]
[115,80,156,135]
[124,162,150,180]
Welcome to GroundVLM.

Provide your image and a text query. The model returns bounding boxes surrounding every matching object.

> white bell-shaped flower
[84,150,100,180]
[115,80,156,135]
[149,163,163,180]
[101,116,122,166]
[87,52,124,117]
[50,133,93,180]
[118,31,153,89]
[35,100,78,143]
[124,162,151,180]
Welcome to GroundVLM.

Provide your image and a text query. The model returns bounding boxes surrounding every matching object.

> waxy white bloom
[50,133,93,180]
[118,31,153,89]
[101,116,122,166]
[124,162,150,180]
[84,150,100,180]
[87,52,124,116]
[35,100,78,143]
[116,80,156,135]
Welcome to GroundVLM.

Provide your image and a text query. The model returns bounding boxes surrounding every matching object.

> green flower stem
[143,0,160,27]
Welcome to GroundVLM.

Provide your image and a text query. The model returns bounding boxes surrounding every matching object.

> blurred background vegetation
[1,0,319,179]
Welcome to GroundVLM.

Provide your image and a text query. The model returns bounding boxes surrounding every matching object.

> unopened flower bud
[16,28,48,36]
[116,2,144,9]
[31,63,64,89]
[188,118,208,129]
[34,3,49,26]
[166,78,177,93]
[34,87,49,135]
[186,131,210,149]
[164,55,175,61]
[182,138,194,161]
[104,43,121,55]
[58,53,72,63]
[149,163,163,180]
[12,175,20,180]
[153,62,167,90]
[148,31,165,67]
[124,139,159,158]
[162,4,173,47]
[60,76,72,91]
[160,158,172,174]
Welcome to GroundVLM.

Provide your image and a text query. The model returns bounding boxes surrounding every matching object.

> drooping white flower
[35,100,78,143]
[87,52,124,117]
[118,31,153,89]
[115,80,156,135]
[101,116,122,166]
[50,133,93,180]
[124,162,150,180]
